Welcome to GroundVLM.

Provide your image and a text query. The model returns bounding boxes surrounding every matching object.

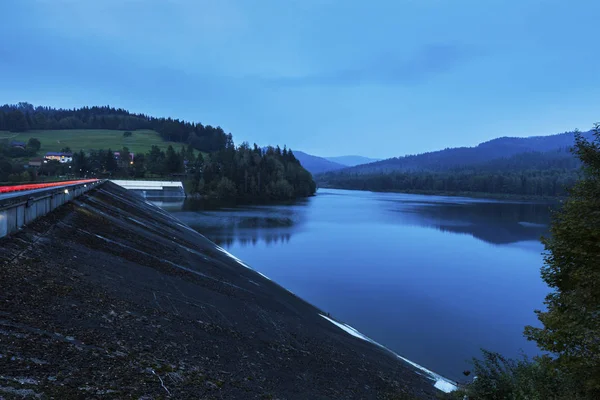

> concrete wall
[110,180,186,198]
[110,180,184,190]
[0,181,103,239]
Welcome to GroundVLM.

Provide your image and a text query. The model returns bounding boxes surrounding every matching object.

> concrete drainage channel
[0,180,104,238]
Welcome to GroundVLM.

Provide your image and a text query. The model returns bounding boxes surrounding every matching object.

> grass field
[0,129,189,155]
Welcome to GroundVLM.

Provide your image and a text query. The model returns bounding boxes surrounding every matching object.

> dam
[0,181,455,399]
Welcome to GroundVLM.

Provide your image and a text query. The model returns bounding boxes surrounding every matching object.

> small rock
[205,381,219,390]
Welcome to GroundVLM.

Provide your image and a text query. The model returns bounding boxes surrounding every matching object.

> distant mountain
[330,130,592,175]
[292,151,346,175]
[324,155,381,167]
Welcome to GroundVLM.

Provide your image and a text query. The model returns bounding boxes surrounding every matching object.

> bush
[454,351,584,400]
[123,131,132,137]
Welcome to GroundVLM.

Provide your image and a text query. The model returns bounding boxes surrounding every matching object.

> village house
[9,141,26,149]
[28,158,44,168]
[44,152,73,163]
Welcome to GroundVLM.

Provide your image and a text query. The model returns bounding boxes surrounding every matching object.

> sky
[1,0,599,158]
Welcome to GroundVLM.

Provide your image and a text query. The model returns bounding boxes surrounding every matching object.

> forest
[0,102,231,152]
[0,137,316,204]
[73,143,315,203]
[318,169,579,197]
[318,150,581,197]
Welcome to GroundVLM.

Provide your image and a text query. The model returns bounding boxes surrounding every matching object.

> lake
[155,188,553,382]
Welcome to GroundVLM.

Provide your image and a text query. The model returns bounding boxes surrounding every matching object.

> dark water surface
[156,188,553,382]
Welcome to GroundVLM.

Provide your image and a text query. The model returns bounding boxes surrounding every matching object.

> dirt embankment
[0,182,446,399]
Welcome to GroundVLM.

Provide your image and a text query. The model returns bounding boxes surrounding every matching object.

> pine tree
[105,149,118,173]
[165,145,182,174]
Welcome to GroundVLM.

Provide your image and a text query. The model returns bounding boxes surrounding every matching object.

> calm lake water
[156,188,553,382]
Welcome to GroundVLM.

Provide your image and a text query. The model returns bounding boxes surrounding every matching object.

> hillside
[324,155,381,167]
[316,130,594,198]
[0,105,317,206]
[0,103,231,153]
[336,130,592,175]
[0,129,187,154]
[292,150,346,174]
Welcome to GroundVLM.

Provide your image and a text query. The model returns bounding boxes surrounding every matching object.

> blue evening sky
[1,0,598,158]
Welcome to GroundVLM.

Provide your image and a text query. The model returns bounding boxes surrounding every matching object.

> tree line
[0,135,316,204]
[318,150,582,198]
[318,169,579,197]
[0,102,231,152]
[71,142,315,203]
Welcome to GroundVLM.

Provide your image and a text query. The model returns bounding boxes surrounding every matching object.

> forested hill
[337,130,592,174]
[318,150,581,197]
[0,102,317,204]
[316,129,598,198]
[0,102,231,152]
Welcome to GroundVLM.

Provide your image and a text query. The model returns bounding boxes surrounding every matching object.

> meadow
[0,129,187,154]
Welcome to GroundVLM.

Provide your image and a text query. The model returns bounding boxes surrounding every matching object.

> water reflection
[386,198,554,245]
[213,232,292,247]
[159,191,554,248]
[156,188,553,381]
[147,197,185,210]
[165,202,307,247]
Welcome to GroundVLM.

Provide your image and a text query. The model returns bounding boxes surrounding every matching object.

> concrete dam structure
[110,180,186,198]
[0,181,455,399]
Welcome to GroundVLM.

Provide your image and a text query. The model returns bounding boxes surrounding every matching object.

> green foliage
[454,351,582,400]
[105,149,118,173]
[39,159,67,177]
[26,137,41,153]
[190,144,316,204]
[524,123,600,395]
[165,145,183,174]
[4,109,29,132]
[123,131,132,137]
[72,150,89,177]
[318,169,579,198]
[214,176,237,200]
[132,153,145,178]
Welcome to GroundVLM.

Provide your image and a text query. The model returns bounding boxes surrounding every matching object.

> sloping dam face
[0,182,443,399]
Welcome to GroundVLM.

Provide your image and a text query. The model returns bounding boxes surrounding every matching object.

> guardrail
[0,179,104,238]
[0,179,99,194]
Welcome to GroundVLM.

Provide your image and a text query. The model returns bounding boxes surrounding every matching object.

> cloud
[264,43,481,87]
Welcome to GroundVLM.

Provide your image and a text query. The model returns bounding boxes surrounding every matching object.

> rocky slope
[0,182,452,399]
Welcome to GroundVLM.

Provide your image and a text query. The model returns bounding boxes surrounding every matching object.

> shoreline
[318,185,563,202]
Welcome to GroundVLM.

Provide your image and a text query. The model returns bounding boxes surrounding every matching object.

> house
[113,152,134,161]
[44,152,73,163]
[28,158,43,168]
[10,141,26,149]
